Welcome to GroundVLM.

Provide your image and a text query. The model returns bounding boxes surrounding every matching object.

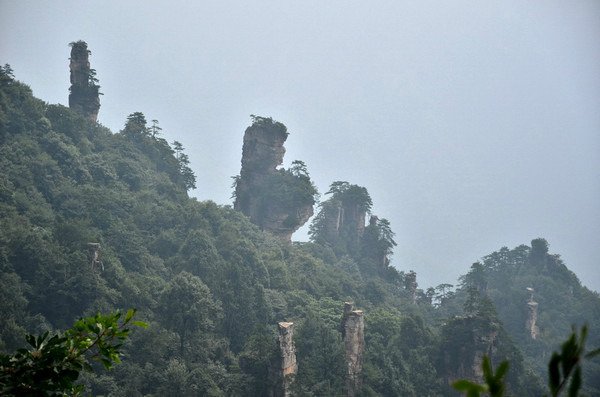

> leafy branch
[0,309,147,396]
[453,356,509,397]
[548,325,600,397]
[453,325,599,397]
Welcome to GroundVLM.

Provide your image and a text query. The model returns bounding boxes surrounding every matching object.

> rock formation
[320,194,366,246]
[324,202,365,243]
[342,302,364,397]
[276,322,297,397]
[405,271,418,304]
[441,320,499,385]
[471,330,498,379]
[234,116,315,241]
[87,242,103,271]
[68,40,100,122]
[310,182,372,257]
[525,287,540,340]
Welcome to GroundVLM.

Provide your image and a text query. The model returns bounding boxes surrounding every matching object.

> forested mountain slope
[434,240,600,394]
[0,63,597,396]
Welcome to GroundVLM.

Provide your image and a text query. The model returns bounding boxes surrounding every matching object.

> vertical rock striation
[276,322,297,397]
[68,40,100,122]
[310,182,373,257]
[321,200,366,245]
[342,302,364,397]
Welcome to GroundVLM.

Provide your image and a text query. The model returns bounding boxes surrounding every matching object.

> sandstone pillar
[278,322,297,396]
[342,303,364,397]
[525,288,539,339]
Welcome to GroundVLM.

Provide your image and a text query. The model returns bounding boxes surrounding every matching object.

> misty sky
[2,1,599,291]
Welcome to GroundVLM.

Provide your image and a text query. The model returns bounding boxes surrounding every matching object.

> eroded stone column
[525,287,539,340]
[342,303,364,397]
[278,322,297,396]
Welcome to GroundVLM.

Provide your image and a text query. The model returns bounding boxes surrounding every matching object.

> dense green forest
[1,61,599,396]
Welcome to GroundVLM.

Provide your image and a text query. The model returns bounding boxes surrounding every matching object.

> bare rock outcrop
[321,200,366,245]
[234,116,316,241]
[342,302,364,397]
[276,322,297,397]
[471,330,498,379]
[526,287,540,340]
[68,41,100,122]
[405,270,418,304]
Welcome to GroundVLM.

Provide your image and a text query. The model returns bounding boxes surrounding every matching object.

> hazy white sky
[2,0,599,291]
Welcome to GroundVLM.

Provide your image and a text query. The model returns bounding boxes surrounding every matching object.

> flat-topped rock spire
[342,302,365,397]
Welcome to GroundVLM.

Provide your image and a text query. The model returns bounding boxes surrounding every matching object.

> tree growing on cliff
[122,112,149,136]
[172,140,196,190]
[68,41,101,121]
[361,216,397,271]
[249,114,288,137]
[261,160,318,214]
[309,181,373,256]
[150,119,162,138]
[326,181,373,213]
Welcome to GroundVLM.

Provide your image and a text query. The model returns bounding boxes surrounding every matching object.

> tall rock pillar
[277,322,297,397]
[68,40,100,122]
[525,287,540,340]
[342,302,364,397]
[233,116,315,241]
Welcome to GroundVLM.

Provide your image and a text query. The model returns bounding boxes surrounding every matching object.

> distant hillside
[436,240,600,394]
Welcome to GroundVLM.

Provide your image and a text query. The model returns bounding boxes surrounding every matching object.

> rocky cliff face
[310,182,371,255]
[276,322,297,397]
[321,201,366,245]
[441,316,499,386]
[234,116,315,241]
[342,302,365,397]
[405,270,418,304]
[68,41,100,122]
[471,330,498,379]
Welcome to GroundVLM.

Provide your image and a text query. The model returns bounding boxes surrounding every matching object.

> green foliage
[361,216,397,272]
[260,162,318,217]
[548,325,600,397]
[122,112,149,136]
[454,326,600,397]
[1,64,598,396]
[453,356,509,397]
[293,309,346,395]
[172,140,196,190]
[309,181,375,260]
[249,114,288,137]
[326,181,373,213]
[159,272,221,355]
[150,119,162,138]
[446,241,600,394]
[0,309,146,396]
[363,311,441,396]
[68,41,102,98]
[238,327,278,395]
